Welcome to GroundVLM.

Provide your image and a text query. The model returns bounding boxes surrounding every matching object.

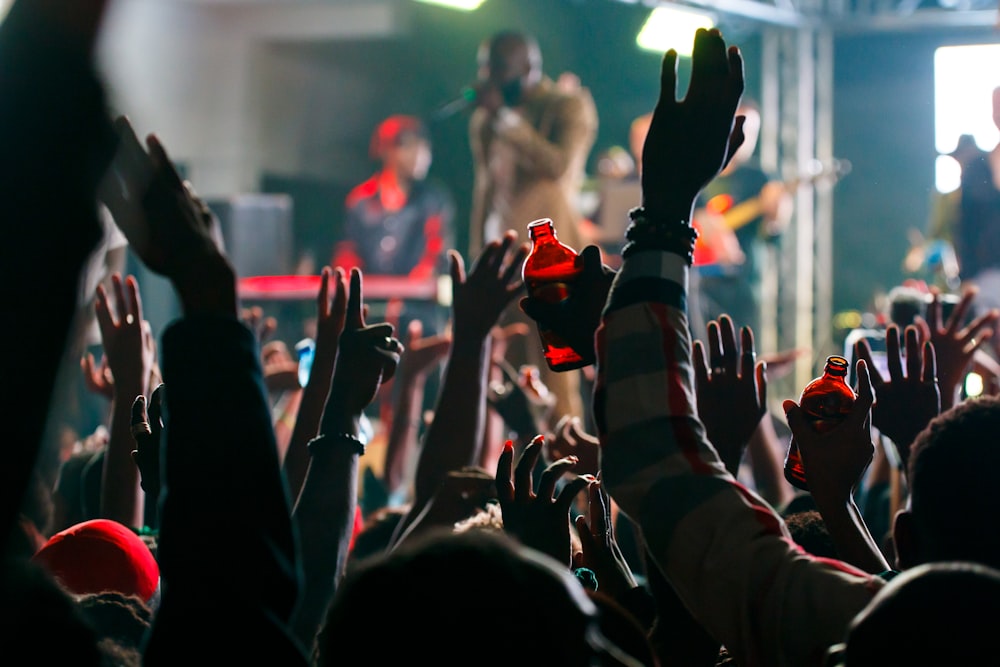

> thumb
[782,399,806,436]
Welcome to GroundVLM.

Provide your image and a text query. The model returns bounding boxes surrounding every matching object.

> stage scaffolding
[619,0,997,398]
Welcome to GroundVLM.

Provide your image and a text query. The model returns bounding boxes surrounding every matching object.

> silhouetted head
[829,561,1000,666]
[893,395,1000,570]
[316,528,644,665]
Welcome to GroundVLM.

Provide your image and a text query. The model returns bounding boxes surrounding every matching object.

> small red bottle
[522,218,589,372]
[783,355,856,491]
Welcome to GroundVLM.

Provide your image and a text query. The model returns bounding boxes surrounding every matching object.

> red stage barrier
[237,274,448,304]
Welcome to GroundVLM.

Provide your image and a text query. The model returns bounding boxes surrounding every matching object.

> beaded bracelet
[307,432,365,457]
[621,206,699,264]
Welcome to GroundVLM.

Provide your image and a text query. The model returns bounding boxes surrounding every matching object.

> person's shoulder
[346,175,379,209]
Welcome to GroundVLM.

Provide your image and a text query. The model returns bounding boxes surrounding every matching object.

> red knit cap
[32,519,159,602]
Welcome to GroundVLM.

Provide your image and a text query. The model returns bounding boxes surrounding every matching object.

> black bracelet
[307,432,365,457]
[621,206,699,264]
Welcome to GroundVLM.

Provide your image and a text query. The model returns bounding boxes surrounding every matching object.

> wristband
[307,432,365,457]
[621,206,698,265]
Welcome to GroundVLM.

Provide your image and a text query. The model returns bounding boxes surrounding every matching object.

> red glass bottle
[783,355,856,491]
[522,218,589,372]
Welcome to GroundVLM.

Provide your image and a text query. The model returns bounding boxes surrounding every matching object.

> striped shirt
[594,248,884,667]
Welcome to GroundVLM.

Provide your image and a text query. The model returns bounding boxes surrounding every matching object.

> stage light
[636,5,715,56]
[413,0,487,10]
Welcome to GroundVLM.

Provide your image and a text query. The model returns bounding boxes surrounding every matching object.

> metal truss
[615,0,999,31]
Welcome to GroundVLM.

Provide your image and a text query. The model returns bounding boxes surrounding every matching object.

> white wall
[96,0,406,196]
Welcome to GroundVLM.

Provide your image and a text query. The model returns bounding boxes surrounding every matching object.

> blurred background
[23,0,997,396]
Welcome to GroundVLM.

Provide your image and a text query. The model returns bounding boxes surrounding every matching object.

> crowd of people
[6,2,1000,666]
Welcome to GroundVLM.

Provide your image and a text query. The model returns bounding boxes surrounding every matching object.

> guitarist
[691,98,792,339]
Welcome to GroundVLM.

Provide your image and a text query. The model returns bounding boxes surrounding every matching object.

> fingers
[347,267,364,328]
[556,474,594,512]
[946,287,976,334]
[740,325,756,381]
[854,338,883,387]
[723,115,747,169]
[149,383,165,429]
[905,325,922,381]
[95,283,115,334]
[853,359,875,418]
[579,245,604,278]
[706,320,723,372]
[782,399,806,438]
[693,339,710,389]
[145,133,186,190]
[448,249,466,288]
[125,274,143,323]
[537,455,579,502]
[921,340,938,384]
[514,435,544,502]
[331,267,348,323]
[130,395,151,440]
[960,309,999,350]
[756,360,768,408]
[886,324,904,382]
[406,319,423,347]
[589,481,609,541]
[318,266,331,318]
[495,439,515,505]
[500,242,528,290]
[658,48,678,108]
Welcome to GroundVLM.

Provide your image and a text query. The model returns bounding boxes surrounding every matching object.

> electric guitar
[693,158,852,267]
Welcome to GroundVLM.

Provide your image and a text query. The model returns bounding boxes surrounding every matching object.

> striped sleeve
[594,248,883,667]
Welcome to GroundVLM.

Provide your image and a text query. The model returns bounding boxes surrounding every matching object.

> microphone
[429,86,478,122]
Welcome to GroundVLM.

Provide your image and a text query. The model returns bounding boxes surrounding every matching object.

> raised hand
[323,268,403,430]
[261,341,301,394]
[519,243,615,366]
[488,360,552,443]
[449,230,527,343]
[94,273,155,400]
[130,383,164,501]
[782,360,890,573]
[783,360,875,505]
[102,116,234,316]
[397,319,451,384]
[80,352,114,400]
[495,436,594,568]
[915,286,999,410]
[544,414,601,477]
[692,315,767,475]
[641,28,746,219]
[854,323,939,469]
[572,480,638,603]
[241,306,277,348]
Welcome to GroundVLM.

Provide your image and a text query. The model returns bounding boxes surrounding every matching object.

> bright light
[636,6,715,56]
[965,372,984,398]
[935,154,962,193]
[934,45,1000,156]
[0,0,11,23]
[413,0,487,10]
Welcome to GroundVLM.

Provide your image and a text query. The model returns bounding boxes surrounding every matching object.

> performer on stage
[467,29,598,422]
[332,114,455,335]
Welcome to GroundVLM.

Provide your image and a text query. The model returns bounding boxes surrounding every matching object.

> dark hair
[907,395,1000,568]
[843,561,1000,665]
[77,591,152,651]
[316,529,606,666]
[785,510,839,560]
